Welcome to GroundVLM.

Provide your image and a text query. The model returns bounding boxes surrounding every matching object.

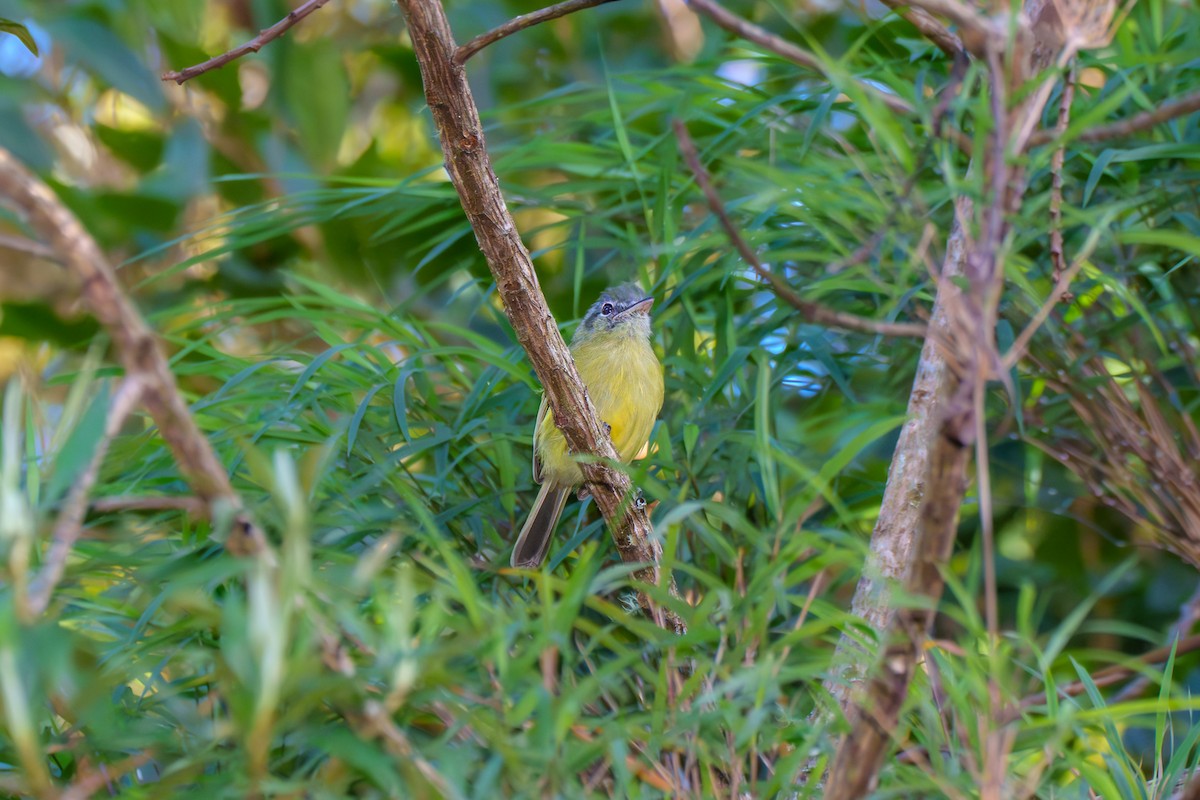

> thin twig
[977,47,1011,800]
[686,0,913,117]
[904,0,996,48]
[1012,631,1200,718]
[58,752,155,800]
[161,0,334,84]
[0,232,58,261]
[1048,67,1076,284]
[673,119,927,339]
[90,495,208,515]
[1112,580,1200,703]
[1030,88,1200,146]
[26,377,144,616]
[455,0,621,64]
[1001,219,1107,370]
[878,0,963,59]
[356,701,464,800]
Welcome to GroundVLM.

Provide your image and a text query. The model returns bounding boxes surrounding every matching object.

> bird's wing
[532,393,549,483]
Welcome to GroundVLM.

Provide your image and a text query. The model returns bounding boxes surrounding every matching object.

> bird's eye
[600,302,614,316]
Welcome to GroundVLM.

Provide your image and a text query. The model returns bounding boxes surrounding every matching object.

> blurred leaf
[47,17,165,112]
[280,36,350,170]
[44,379,109,507]
[0,18,36,55]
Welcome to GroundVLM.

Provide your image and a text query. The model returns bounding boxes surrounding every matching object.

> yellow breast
[535,332,664,486]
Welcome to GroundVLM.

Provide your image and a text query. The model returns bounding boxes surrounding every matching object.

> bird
[510,283,665,568]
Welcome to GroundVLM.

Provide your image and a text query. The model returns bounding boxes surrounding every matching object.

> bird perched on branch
[510,283,664,568]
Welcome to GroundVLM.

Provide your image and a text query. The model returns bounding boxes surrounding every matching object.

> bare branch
[454,0,621,64]
[26,377,144,616]
[91,495,208,516]
[878,0,964,59]
[0,232,58,261]
[1113,581,1200,703]
[687,0,913,117]
[1001,221,1104,370]
[58,752,155,800]
[1014,631,1200,717]
[398,0,685,634]
[1048,67,1076,283]
[825,383,974,799]
[673,120,927,339]
[0,146,267,560]
[906,0,988,29]
[161,0,334,84]
[1030,88,1200,146]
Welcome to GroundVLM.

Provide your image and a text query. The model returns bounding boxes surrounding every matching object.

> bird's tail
[510,484,571,568]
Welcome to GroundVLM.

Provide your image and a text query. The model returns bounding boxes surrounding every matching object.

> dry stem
[1048,67,1076,283]
[879,0,964,58]
[0,232,58,261]
[1030,89,1200,146]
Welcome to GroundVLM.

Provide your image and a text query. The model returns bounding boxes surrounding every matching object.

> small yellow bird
[510,284,665,568]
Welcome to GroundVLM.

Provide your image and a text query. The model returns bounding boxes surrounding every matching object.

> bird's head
[572,283,654,345]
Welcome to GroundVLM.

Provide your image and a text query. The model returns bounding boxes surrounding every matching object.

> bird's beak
[621,297,654,317]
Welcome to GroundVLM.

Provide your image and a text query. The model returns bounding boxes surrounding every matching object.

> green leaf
[280,37,350,169]
[0,18,37,56]
[683,422,699,460]
[44,381,110,507]
[48,18,165,112]
[1118,229,1200,259]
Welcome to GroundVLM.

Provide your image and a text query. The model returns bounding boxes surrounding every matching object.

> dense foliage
[1,0,1199,796]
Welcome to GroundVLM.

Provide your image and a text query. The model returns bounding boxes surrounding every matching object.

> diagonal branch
[878,0,964,59]
[674,119,927,339]
[399,0,685,634]
[1013,631,1200,717]
[26,377,145,617]
[687,0,914,117]
[1001,217,1107,370]
[90,495,208,515]
[162,0,334,84]
[1029,88,1200,146]
[0,146,267,562]
[455,0,622,64]
[0,232,57,261]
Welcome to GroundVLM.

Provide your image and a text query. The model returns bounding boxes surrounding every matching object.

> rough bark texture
[825,397,972,797]
[824,0,1061,793]
[398,0,684,633]
[826,211,967,707]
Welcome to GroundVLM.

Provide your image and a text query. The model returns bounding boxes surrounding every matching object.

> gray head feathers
[573,283,654,344]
